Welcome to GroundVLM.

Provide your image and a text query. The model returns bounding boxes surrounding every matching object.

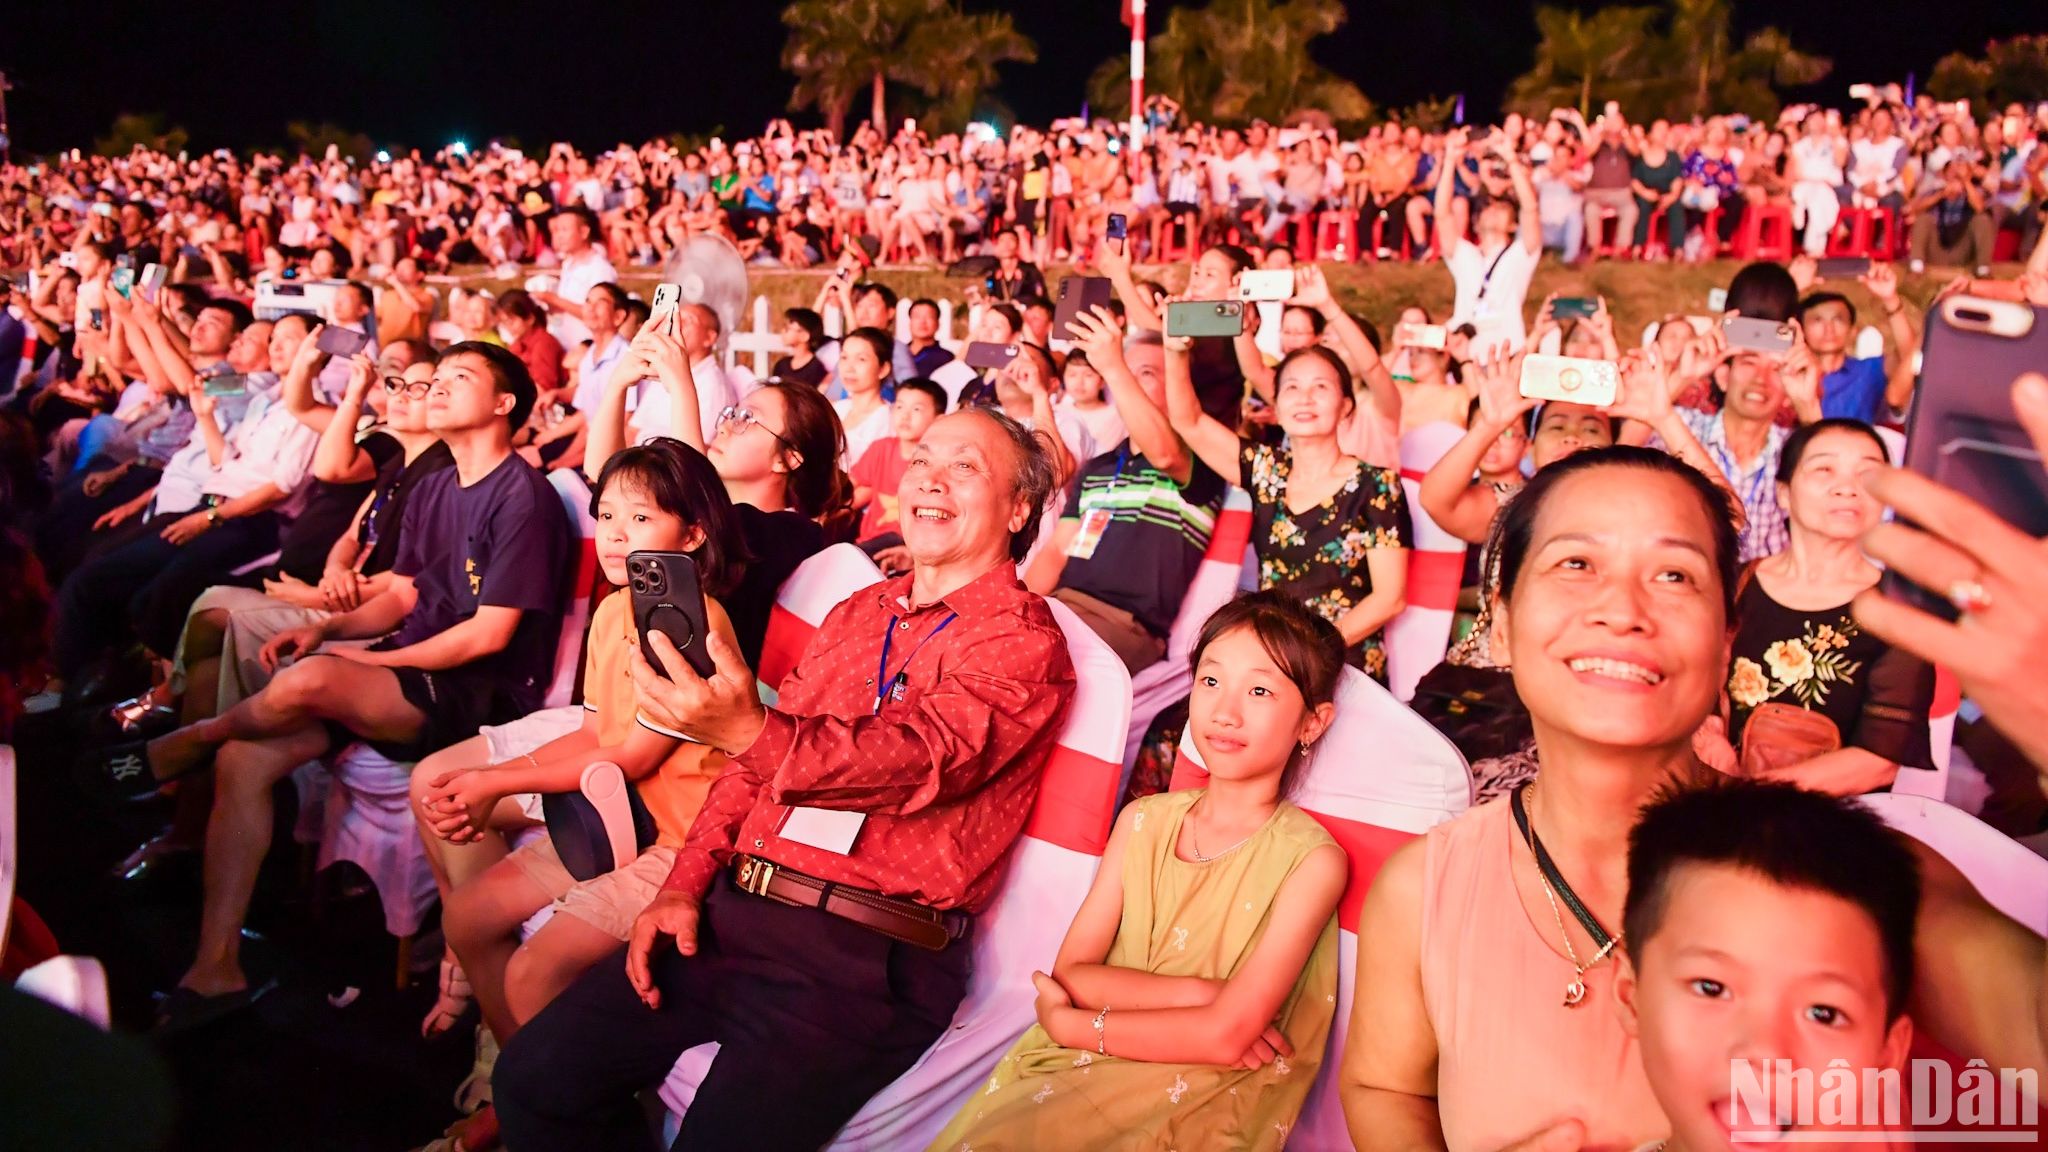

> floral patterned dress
[1241,443,1411,682]
[1726,580,1935,768]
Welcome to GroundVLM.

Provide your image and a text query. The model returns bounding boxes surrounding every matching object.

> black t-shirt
[384,452,570,713]
[726,502,826,667]
[276,432,398,581]
[1188,336,1248,427]
[359,439,456,575]
[769,354,828,390]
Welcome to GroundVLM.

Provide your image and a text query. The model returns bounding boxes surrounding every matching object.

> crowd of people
[2,86,2048,1152]
[2,86,2044,290]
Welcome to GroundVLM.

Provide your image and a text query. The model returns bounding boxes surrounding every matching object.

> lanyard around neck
[874,611,959,714]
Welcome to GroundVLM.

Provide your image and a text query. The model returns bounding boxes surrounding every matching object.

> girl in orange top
[411,440,744,1055]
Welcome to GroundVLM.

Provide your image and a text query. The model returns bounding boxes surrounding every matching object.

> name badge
[779,806,865,855]
[1065,506,1114,560]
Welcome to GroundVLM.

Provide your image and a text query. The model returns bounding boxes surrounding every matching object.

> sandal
[453,1025,499,1114]
[152,978,275,1035]
[421,956,474,1039]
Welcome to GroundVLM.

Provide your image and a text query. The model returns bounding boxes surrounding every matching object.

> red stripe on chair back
[1205,498,1253,561]
[757,604,815,695]
[1406,548,1465,612]
[1932,665,1959,717]
[1023,743,1122,856]
[1304,812,1419,933]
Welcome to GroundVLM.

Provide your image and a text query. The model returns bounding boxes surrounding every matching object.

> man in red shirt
[495,406,1075,1151]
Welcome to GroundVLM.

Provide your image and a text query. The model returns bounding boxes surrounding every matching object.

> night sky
[4,0,2036,155]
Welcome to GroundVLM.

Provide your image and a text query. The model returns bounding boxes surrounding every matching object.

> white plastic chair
[1859,792,2048,936]
[1385,422,1472,702]
[1172,667,1472,1150]
[1125,487,1255,770]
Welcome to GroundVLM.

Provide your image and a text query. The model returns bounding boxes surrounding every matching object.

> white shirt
[548,247,619,347]
[1056,397,1127,454]
[629,355,735,446]
[1446,238,1540,354]
[1792,135,1844,186]
[571,334,629,414]
[834,397,894,471]
[155,376,317,515]
[1848,137,1908,197]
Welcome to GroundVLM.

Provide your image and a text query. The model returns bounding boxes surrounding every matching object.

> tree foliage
[1505,0,1829,122]
[780,0,1036,139]
[1087,0,1371,128]
[1929,36,2048,109]
[94,113,188,158]
[285,121,378,166]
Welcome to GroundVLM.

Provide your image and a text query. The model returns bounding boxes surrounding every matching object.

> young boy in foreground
[1618,781,1920,1152]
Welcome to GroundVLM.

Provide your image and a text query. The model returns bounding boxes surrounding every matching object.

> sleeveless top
[929,790,1340,1151]
[1419,799,1668,1152]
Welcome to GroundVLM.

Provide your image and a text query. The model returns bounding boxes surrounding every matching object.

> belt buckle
[738,857,775,897]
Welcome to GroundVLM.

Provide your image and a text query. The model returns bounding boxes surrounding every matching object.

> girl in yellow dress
[932,592,1349,1151]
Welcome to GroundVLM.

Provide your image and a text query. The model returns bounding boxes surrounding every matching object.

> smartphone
[964,341,1021,370]
[1815,256,1871,280]
[92,202,115,218]
[57,252,78,270]
[1167,299,1246,338]
[1518,354,1620,407]
[627,551,716,679]
[1237,270,1295,303]
[139,263,168,301]
[89,308,107,332]
[1105,213,1127,243]
[1051,275,1114,337]
[203,373,250,397]
[651,283,682,336]
[1723,316,1797,355]
[1883,298,2048,619]
[1395,322,1448,351]
[1551,296,1598,320]
[315,326,370,357]
[1707,287,1729,312]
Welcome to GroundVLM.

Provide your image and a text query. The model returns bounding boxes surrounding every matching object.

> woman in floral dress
[1720,419,1933,794]
[1157,330,1411,682]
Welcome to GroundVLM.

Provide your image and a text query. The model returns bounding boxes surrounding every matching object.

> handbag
[1738,701,1841,777]
[1409,662,1532,766]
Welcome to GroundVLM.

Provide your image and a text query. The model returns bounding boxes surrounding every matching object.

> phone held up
[1166,300,1246,339]
[1883,297,2048,619]
[1722,316,1797,355]
[315,325,370,357]
[651,283,683,337]
[964,341,1021,370]
[628,551,717,679]
[1518,354,1620,407]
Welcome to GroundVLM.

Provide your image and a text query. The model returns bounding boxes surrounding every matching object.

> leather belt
[731,855,969,952]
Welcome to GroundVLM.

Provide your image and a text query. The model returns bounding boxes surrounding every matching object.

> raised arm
[637,324,707,452]
[1295,265,1400,425]
[1434,129,1468,258]
[1418,346,1532,544]
[1153,319,1243,482]
[1065,305,1191,484]
[1508,147,1542,255]
[583,328,656,481]
[1861,263,1920,413]
[312,355,383,483]
[281,324,338,433]
[1090,227,1163,332]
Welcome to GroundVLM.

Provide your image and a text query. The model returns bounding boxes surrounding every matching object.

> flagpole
[1129,0,1147,144]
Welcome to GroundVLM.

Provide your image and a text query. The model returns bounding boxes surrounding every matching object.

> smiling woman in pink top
[1337,445,2048,1152]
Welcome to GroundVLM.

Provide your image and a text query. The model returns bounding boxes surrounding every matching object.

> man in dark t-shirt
[114,342,570,1027]
[1024,331,1224,673]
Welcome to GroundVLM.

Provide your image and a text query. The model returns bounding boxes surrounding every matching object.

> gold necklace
[1523,783,1623,1007]
[1187,797,1255,863]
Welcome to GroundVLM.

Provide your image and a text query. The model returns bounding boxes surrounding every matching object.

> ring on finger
[1947,578,1995,615]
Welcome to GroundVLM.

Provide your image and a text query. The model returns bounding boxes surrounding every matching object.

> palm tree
[780,0,1035,139]
[1088,0,1371,126]
[1505,4,1660,119]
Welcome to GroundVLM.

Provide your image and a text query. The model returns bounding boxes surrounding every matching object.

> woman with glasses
[587,316,851,663]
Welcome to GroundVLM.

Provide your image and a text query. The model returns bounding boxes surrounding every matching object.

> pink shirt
[1420,799,1669,1152]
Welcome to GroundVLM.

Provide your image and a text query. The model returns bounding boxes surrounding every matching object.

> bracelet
[1091,1005,1110,1055]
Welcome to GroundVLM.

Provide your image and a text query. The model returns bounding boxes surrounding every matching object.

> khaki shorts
[509,837,678,942]
[479,705,586,822]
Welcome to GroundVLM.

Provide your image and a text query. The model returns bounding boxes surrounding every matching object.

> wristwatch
[206,507,222,526]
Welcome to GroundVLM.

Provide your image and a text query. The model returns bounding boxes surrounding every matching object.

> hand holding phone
[1722,316,1796,355]
[1518,353,1620,407]
[315,326,370,357]
[628,552,715,679]
[1166,300,1246,338]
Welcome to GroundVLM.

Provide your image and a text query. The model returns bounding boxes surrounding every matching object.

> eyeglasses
[715,405,796,451]
[383,376,431,398]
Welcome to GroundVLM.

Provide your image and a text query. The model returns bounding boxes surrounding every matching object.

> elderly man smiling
[494,406,1078,1152]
